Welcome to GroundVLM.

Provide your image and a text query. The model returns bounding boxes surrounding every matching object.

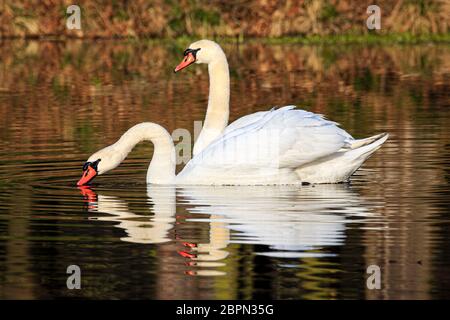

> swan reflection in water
[79,184,377,276]
[79,186,176,244]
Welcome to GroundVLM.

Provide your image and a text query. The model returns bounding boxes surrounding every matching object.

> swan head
[77,146,123,186]
[174,39,225,72]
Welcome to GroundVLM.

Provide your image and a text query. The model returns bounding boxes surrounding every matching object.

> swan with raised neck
[174,40,230,155]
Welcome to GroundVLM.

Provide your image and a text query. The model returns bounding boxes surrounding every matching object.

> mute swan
[77,108,388,186]
[173,40,388,159]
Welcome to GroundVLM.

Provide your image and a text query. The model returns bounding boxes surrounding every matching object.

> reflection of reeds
[0,40,448,157]
[0,1,448,38]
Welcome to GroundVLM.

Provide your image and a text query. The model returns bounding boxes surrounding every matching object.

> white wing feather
[178,106,354,183]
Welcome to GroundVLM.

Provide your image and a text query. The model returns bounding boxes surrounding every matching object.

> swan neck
[193,54,230,155]
[115,123,176,184]
[206,56,230,131]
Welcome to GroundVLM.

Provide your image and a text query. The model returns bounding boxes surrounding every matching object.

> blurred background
[0,0,449,39]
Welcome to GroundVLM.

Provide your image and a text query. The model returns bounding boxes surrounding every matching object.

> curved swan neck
[115,123,176,184]
[194,51,230,155]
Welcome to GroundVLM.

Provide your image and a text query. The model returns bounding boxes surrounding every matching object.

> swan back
[177,106,355,185]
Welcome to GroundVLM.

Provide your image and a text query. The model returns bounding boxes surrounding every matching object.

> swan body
[174,40,388,172]
[78,111,388,185]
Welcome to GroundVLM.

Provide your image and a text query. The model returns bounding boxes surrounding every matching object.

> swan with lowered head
[172,39,389,183]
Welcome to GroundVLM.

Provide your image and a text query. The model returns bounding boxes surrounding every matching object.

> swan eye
[91,159,101,171]
[82,159,101,171]
[82,162,91,171]
[183,48,201,58]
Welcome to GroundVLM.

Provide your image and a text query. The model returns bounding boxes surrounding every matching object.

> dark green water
[0,40,449,299]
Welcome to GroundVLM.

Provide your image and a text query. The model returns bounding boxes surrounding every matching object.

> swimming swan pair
[77,40,388,186]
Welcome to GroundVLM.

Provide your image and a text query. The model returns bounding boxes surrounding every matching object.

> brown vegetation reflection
[0,40,448,156]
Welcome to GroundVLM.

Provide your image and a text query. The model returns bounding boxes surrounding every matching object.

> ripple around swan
[0,41,449,299]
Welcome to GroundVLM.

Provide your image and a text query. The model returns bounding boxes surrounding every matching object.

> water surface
[0,40,449,299]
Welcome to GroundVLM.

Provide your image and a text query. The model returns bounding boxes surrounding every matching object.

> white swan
[173,39,388,183]
[175,39,357,156]
[79,184,376,259]
[77,113,387,186]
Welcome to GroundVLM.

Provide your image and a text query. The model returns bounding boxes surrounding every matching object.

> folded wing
[180,106,354,179]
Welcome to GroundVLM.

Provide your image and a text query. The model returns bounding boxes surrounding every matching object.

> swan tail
[349,132,389,150]
[294,133,388,183]
[340,132,389,168]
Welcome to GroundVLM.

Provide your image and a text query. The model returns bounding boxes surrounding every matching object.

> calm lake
[0,40,449,299]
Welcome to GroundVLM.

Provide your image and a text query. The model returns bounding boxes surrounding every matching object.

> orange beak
[174,52,196,73]
[77,165,98,186]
